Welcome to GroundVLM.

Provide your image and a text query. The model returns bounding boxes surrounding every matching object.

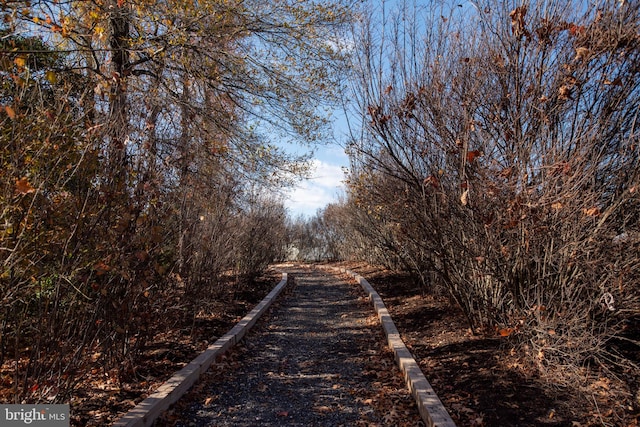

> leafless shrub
[340,0,640,384]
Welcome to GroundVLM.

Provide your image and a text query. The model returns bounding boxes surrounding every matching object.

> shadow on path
[168,267,420,427]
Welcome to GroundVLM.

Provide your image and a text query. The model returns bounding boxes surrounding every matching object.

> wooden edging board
[324,266,456,427]
[112,273,289,427]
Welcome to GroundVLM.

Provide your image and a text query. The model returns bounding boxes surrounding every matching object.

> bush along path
[162,265,431,426]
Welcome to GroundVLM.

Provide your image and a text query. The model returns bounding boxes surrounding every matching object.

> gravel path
[168,266,420,426]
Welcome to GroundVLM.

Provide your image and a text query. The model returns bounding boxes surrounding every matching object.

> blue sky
[282,105,352,217]
[283,143,349,218]
[279,0,471,218]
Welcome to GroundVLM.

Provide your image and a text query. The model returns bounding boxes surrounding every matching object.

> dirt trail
[167,266,422,426]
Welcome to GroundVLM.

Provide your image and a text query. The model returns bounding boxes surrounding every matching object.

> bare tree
[1,0,354,402]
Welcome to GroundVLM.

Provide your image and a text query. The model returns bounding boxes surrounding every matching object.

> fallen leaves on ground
[48,271,281,426]
[335,261,639,427]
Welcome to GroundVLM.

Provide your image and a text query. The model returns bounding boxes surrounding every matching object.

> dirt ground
[19,263,636,426]
[66,270,281,426]
[338,261,639,427]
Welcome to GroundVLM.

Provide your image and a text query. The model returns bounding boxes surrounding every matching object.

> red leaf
[498,328,514,337]
[94,261,111,276]
[568,23,585,36]
[466,150,482,163]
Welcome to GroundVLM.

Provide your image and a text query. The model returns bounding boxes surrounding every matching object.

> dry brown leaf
[583,206,601,217]
[5,105,16,120]
[460,189,469,206]
[466,150,482,163]
[15,177,35,195]
[604,77,623,86]
[498,328,515,337]
[575,47,590,61]
[382,409,398,422]
[510,6,529,39]
[559,85,572,100]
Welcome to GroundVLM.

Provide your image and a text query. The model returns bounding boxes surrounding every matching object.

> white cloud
[310,159,345,187]
[324,34,355,55]
[285,159,346,218]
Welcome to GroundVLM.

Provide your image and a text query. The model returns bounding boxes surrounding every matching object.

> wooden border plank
[112,273,288,427]
[325,266,456,427]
